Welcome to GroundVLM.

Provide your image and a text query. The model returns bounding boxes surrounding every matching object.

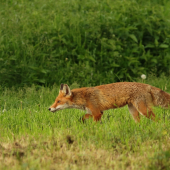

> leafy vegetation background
[0,0,170,87]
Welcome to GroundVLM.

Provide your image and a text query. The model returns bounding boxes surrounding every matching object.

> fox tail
[150,86,170,108]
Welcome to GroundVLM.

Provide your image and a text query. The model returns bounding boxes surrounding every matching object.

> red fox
[48,82,170,122]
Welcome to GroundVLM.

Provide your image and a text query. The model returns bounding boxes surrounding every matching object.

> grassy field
[1,77,170,169]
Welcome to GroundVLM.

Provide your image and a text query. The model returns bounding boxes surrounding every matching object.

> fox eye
[57,100,61,103]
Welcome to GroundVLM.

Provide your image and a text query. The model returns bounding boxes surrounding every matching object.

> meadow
[1,76,170,170]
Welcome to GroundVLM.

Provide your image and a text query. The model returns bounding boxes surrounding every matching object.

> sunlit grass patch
[1,81,170,169]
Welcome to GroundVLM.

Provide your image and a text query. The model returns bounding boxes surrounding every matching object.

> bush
[0,0,170,87]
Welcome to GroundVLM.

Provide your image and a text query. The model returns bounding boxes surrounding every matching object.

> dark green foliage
[0,0,170,87]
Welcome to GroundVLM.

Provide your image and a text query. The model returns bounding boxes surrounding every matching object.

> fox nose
[48,108,51,111]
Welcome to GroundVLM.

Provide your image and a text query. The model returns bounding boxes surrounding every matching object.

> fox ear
[63,84,72,96]
[60,83,64,90]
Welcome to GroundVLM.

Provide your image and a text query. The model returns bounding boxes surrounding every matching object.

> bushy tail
[150,86,170,108]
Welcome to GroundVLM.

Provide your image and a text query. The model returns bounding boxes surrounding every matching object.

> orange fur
[49,82,170,122]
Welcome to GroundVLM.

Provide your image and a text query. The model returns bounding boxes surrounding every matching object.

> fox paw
[79,117,85,123]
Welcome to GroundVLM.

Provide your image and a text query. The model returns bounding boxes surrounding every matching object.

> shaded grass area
[1,79,170,169]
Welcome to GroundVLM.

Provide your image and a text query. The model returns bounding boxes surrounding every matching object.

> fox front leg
[82,110,103,123]
[81,113,93,123]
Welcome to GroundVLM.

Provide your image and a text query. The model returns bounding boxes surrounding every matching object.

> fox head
[48,84,72,112]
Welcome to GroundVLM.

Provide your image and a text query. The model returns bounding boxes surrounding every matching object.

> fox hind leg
[132,101,156,121]
[128,103,140,123]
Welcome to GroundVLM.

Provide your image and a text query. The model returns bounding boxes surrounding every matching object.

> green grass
[1,78,170,169]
